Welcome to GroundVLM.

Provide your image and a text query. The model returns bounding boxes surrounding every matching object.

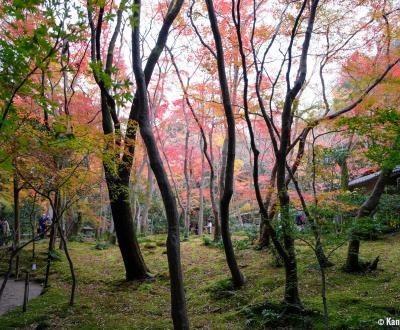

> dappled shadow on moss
[242,301,321,329]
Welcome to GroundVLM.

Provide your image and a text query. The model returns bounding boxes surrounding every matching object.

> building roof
[349,166,400,189]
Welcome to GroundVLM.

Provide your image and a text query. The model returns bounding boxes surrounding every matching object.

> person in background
[295,210,305,231]
[38,214,49,239]
[207,220,213,235]
[299,212,305,231]
[0,218,5,246]
[0,218,10,246]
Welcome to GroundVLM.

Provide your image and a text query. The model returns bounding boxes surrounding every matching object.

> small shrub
[207,278,235,299]
[233,239,251,251]
[243,224,259,242]
[93,242,110,250]
[202,236,212,246]
[48,249,62,261]
[202,236,224,249]
[69,233,85,242]
[261,309,279,323]
[210,278,234,291]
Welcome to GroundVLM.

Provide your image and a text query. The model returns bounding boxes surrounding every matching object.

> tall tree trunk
[274,0,319,306]
[141,159,154,235]
[131,3,188,327]
[183,128,191,237]
[209,129,220,241]
[205,0,245,287]
[215,138,228,241]
[87,0,149,279]
[198,138,205,236]
[57,221,76,306]
[44,192,60,288]
[344,171,389,272]
[13,172,20,279]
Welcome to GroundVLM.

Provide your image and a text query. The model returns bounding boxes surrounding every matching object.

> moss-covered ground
[0,232,399,329]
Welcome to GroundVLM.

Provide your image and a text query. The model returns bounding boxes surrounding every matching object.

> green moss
[1,233,399,328]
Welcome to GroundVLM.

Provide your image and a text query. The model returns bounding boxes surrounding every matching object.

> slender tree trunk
[274,0,319,306]
[136,200,142,233]
[288,163,333,268]
[183,128,191,237]
[131,3,188,326]
[59,224,76,306]
[29,195,37,261]
[44,222,55,288]
[50,191,60,251]
[205,0,245,287]
[215,138,228,241]
[198,138,205,236]
[44,191,60,288]
[141,160,154,235]
[209,129,220,241]
[58,193,67,250]
[13,172,20,279]
[219,138,228,201]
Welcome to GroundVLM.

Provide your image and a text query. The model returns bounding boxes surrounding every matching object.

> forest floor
[0,231,399,329]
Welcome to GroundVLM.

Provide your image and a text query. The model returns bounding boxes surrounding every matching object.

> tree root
[342,256,380,273]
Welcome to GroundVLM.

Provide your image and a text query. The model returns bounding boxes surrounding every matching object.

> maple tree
[1,0,400,328]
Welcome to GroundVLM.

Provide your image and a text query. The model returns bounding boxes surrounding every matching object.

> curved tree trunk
[273,0,319,306]
[205,0,245,287]
[131,2,189,327]
[344,170,389,272]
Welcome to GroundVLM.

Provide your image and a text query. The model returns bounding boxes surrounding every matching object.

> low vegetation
[1,232,399,329]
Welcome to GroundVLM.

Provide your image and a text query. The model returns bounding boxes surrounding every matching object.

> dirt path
[0,278,42,315]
